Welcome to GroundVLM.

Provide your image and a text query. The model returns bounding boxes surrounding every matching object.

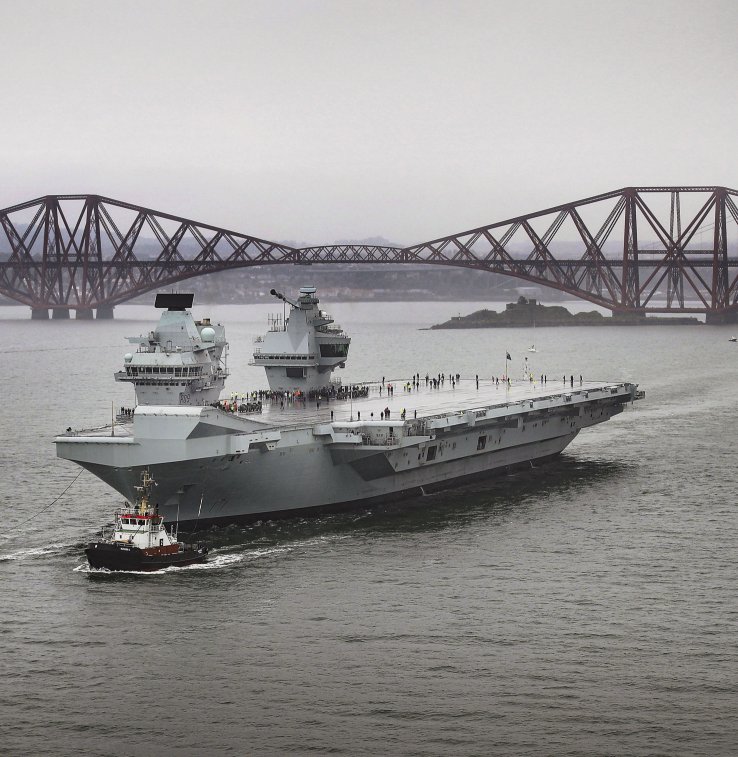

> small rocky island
[430,296,702,328]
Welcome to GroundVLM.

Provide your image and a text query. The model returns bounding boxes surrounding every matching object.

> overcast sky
[2,0,737,245]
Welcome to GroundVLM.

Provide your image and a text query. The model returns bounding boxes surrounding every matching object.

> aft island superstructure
[251,287,350,392]
[55,288,643,525]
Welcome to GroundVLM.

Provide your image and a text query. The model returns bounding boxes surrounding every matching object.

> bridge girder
[0,188,737,316]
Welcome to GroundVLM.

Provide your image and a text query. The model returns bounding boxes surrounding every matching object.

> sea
[0,299,736,757]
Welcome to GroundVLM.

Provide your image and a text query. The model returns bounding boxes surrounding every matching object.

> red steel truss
[1,188,737,320]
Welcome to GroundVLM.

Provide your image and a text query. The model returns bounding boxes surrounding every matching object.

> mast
[133,469,156,515]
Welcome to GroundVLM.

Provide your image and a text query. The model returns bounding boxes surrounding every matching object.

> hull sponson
[56,382,638,524]
[138,448,569,528]
[77,432,576,526]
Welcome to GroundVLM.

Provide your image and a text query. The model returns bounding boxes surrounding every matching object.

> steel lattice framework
[1,187,737,320]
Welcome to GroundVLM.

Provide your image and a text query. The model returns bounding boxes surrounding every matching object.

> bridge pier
[30,305,116,319]
[705,310,738,325]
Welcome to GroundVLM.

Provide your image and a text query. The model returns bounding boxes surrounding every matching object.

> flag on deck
[506,352,511,360]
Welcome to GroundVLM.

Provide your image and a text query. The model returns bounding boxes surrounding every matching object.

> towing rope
[6,469,84,534]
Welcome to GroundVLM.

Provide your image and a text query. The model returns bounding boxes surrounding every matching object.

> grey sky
[2,0,736,245]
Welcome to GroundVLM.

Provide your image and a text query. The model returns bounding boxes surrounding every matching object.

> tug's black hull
[85,542,208,571]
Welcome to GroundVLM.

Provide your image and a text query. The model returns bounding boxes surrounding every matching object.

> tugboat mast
[134,469,156,516]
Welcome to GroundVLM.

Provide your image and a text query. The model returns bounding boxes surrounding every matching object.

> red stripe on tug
[141,544,181,556]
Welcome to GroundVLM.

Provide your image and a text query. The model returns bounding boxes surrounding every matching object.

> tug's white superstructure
[56,288,643,526]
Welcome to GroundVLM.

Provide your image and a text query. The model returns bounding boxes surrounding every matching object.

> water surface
[1,301,736,756]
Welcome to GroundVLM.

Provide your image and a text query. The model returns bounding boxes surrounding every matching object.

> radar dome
[201,327,216,342]
[124,353,133,363]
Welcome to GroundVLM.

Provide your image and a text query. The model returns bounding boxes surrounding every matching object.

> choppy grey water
[1,300,736,757]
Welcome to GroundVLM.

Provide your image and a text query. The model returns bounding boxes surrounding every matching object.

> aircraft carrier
[55,288,643,525]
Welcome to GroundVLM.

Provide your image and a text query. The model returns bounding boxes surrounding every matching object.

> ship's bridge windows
[260,354,312,361]
[319,343,349,358]
[139,366,178,375]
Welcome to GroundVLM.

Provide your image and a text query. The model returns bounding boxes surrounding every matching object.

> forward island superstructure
[115,293,228,406]
[55,288,643,525]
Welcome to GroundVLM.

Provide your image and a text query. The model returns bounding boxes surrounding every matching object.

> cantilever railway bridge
[1,186,737,321]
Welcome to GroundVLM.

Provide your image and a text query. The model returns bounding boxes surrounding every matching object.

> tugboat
[85,470,208,571]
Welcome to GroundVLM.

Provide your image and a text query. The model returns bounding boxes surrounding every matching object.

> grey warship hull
[56,380,640,526]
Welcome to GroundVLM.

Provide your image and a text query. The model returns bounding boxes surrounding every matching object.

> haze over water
[1,300,736,756]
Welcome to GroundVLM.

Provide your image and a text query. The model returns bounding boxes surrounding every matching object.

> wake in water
[0,542,72,562]
[1,512,360,572]
[72,543,297,576]
[71,528,360,576]
[3,459,627,569]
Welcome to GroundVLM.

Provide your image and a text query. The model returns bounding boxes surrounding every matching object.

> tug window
[477,435,487,450]
[426,446,437,461]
